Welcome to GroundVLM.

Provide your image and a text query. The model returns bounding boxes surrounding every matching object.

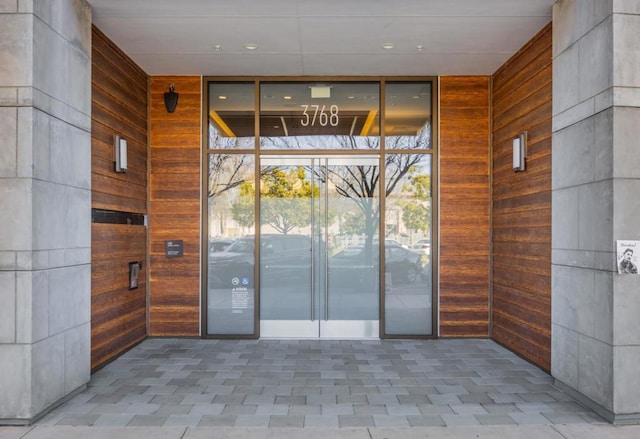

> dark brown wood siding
[491,23,552,372]
[439,77,491,337]
[91,26,148,370]
[148,77,201,336]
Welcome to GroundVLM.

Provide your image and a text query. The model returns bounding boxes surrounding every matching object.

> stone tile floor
[38,338,604,428]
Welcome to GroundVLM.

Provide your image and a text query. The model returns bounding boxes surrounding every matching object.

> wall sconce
[164,83,179,113]
[512,131,527,172]
[114,134,127,173]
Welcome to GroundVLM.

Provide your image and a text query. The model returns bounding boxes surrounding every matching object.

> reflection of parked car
[208,234,310,288]
[330,245,422,285]
[385,246,423,284]
[208,239,234,256]
[373,238,407,248]
[409,238,431,255]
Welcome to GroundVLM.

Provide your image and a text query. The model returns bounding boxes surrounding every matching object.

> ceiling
[87,0,555,77]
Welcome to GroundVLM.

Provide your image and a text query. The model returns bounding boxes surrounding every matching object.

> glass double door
[259,156,380,338]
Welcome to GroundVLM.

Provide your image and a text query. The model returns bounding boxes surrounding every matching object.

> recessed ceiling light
[283,96,292,100]
[347,96,356,99]
[416,45,424,52]
[218,95,227,100]
[382,43,395,50]
[245,43,258,50]
[214,45,222,52]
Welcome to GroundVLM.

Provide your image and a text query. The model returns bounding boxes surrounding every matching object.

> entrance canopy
[86,0,554,76]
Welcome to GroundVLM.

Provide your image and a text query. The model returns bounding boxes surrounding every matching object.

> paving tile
[188,403,225,416]
[91,413,136,427]
[366,395,399,405]
[509,412,552,425]
[222,404,257,415]
[268,415,305,427]
[198,414,237,426]
[373,415,410,427]
[475,413,518,425]
[55,414,100,426]
[274,395,306,405]
[338,415,375,427]
[406,415,445,426]
[441,414,482,426]
[212,395,246,404]
[149,394,185,405]
[354,404,387,415]
[481,403,520,414]
[154,404,193,416]
[449,403,488,415]
[234,414,271,427]
[385,404,421,416]
[543,412,592,424]
[126,414,168,426]
[427,394,462,405]
[303,414,340,427]
[163,414,203,426]
[288,404,322,415]
[321,404,355,415]
[255,404,289,415]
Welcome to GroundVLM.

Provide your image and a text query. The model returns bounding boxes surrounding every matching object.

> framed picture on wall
[129,261,141,289]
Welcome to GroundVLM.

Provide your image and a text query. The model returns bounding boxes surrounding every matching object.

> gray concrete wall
[552,0,640,423]
[0,0,92,423]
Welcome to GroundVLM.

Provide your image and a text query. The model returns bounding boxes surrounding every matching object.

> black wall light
[164,83,179,113]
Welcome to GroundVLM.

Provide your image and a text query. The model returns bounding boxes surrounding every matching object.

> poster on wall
[617,240,639,275]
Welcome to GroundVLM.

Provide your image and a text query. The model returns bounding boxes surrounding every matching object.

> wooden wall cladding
[148,76,202,336]
[491,23,552,372]
[439,77,491,337]
[91,26,148,370]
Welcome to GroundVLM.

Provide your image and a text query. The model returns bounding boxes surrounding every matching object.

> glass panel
[260,82,380,150]
[259,159,314,323]
[326,158,379,320]
[384,82,433,150]
[384,154,433,335]
[208,82,255,149]
[206,154,255,335]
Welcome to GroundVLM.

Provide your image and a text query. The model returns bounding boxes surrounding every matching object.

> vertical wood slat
[439,77,491,337]
[91,26,148,370]
[491,23,552,372]
[148,76,202,336]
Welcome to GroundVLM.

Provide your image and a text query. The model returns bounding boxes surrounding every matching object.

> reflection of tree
[232,167,317,235]
[209,117,431,240]
[400,171,431,234]
[208,154,252,198]
[207,154,253,237]
[321,154,423,260]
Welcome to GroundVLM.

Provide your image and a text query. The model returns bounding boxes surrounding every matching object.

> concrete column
[552,0,640,423]
[0,0,91,424]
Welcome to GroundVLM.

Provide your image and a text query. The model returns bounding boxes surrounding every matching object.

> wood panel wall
[91,26,148,370]
[491,23,552,372]
[439,77,491,337]
[148,77,202,336]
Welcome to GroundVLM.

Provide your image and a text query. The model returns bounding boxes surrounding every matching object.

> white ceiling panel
[87,0,555,76]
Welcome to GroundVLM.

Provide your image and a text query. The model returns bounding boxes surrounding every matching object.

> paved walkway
[32,338,606,429]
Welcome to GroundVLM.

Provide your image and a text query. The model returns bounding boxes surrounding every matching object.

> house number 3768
[300,104,339,127]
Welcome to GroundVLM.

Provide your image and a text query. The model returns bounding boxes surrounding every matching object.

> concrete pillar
[0,0,91,424]
[552,0,640,423]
